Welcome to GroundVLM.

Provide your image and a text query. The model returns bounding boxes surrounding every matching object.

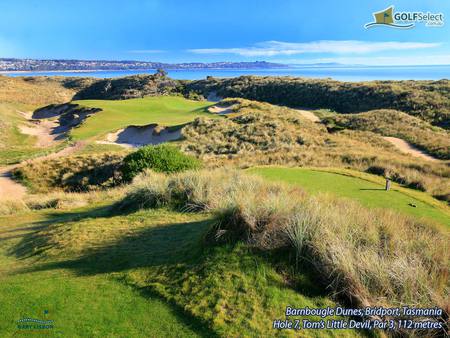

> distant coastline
[2,65,450,82]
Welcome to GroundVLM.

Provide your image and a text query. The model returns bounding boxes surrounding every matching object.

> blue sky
[0,0,449,65]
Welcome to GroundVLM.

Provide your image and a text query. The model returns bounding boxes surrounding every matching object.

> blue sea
[2,65,450,81]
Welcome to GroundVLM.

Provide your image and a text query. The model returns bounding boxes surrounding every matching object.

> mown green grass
[249,167,450,226]
[0,210,211,337]
[71,96,218,140]
[0,204,367,337]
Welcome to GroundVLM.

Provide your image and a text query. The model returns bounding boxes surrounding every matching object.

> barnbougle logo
[364,6,444,29]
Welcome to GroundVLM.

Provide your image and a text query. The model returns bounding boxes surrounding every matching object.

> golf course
[0,74,448,337]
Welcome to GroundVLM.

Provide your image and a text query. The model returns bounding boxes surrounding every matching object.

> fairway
[249,167,450,226]
[71,96,218,140]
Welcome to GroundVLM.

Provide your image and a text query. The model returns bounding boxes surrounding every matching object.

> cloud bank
[188,40,440,56]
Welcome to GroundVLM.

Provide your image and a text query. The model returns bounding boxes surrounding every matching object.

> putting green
[249,167,450,226]
[71,96,218,140]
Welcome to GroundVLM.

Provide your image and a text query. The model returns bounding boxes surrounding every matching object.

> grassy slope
[0,204,366,337]
[71,96,218,140]
[0,77,75,165]
[249,167,450,226]
[0,210,211,337]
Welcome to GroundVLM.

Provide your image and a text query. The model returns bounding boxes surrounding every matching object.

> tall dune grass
[120,168,449,329]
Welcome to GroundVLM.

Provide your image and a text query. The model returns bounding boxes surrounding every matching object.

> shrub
[121,144,201,182]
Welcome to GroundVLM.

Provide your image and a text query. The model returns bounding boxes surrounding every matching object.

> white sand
[98,125,182,148]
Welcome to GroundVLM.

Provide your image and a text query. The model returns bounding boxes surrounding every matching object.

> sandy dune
[383,137,440,162]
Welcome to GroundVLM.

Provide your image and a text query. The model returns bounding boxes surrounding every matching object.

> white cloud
[277,54,450,66]
[188,40,441,56]
[127,49,166,54]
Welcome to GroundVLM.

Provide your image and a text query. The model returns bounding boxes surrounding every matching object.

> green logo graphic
[365,6,414,29]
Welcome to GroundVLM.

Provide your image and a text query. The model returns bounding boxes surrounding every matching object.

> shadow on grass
[9,214,219,337]
[8,205,372,337]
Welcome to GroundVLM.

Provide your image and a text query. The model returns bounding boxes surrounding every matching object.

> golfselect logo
[364,6,444,29]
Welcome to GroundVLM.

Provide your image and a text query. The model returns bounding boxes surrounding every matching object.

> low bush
[121,144,201,182]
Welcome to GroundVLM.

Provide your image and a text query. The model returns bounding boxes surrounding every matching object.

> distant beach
[2,65,450,81]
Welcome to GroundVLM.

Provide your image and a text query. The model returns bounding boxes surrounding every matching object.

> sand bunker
[98,124,182,148]
[383,137,440,162]
[208,104,234,115]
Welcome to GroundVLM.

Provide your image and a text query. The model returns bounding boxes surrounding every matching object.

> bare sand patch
[0,166,27,201]
[98,124,182,148]
[18,114,61,147]
[294,109,320,122]
[383,137,441,162]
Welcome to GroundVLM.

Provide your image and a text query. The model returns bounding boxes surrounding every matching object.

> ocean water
[2,65,450,81]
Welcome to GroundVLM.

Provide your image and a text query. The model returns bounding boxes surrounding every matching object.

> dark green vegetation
[185,76,450,128]
[121,144,201,181]
[73,72,182,100]
[322,109,450,160]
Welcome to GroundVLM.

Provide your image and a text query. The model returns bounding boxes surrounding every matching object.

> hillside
[322,109,450,160]
[185,76,450,128]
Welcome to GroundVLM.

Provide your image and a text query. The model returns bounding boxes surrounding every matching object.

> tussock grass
[121,168,449,332]
[323,109,450,160]
[182,98,450,201]
[0,188,127,215]
[13,153,125,193]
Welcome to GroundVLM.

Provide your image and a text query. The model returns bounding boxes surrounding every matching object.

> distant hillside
[0,58,285,71]
[185,76,450,128]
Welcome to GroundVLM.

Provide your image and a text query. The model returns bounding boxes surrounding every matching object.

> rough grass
[120,169,449,335]
[71,96,219,140]
[182,98,450,201]
[323,109,450,160]
[13,153,126,193]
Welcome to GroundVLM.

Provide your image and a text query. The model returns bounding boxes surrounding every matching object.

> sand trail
[383,137,441,162]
